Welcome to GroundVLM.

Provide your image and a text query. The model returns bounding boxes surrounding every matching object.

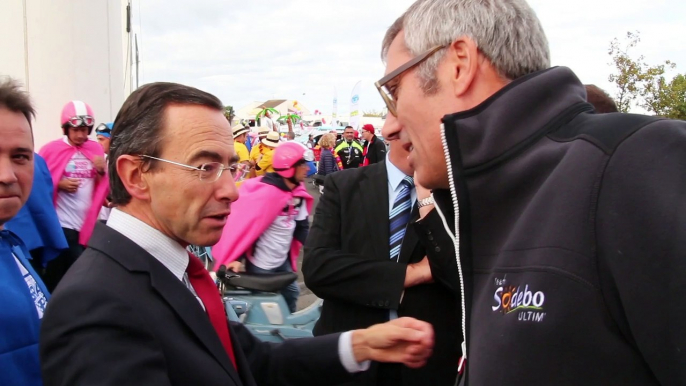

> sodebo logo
[492,278,547,322]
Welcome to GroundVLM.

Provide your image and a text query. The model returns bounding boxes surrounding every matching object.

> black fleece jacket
[414,67,686,386]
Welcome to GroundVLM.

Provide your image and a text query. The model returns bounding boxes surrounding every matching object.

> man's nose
[0,156,18,186]
[215,170,239,203]
[382,113,401,140]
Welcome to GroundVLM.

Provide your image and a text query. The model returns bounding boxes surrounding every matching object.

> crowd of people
[1,0,685,385]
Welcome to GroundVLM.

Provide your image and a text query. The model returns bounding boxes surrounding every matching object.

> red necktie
[186,254,237,369]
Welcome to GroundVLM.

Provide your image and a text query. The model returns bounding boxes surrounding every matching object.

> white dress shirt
[386,152,416,320]
[106,208,369,373]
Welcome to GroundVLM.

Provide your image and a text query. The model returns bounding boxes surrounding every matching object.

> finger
[388,319,434,341]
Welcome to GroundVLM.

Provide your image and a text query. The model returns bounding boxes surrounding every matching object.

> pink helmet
[61,100,95,135]
[273,142,314,178]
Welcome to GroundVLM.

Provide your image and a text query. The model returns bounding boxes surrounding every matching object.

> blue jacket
[6,154,67,266]
[0,230,49,386]
[317,149,339,176]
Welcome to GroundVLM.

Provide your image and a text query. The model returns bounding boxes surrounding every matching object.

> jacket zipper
[437,123,467,375]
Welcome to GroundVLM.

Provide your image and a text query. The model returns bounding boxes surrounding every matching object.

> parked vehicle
[216,265,322,343]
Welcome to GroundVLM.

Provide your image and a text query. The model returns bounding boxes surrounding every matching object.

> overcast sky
[131,0,686,115]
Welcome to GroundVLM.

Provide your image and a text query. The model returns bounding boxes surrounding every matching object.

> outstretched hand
[352,317,434,369]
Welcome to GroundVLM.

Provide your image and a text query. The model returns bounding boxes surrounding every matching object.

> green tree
[609,31,685,119]
[641,61,677,116]
[666,74,686,120]
[224,105,235,125]
[608,31,645,113]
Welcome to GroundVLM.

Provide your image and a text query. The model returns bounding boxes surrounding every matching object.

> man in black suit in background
[39,82,434,386]
[303,120,460,386]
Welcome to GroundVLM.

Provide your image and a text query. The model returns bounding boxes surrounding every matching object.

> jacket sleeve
[324,153,337,175]
[413,209,460,294]
[318,154,325,175]
[371,141,386,164]
[293,219,309,245]
[232,322,353,386]
[40,285,172,386]
[595,119,686,384]
[303,174,406,310]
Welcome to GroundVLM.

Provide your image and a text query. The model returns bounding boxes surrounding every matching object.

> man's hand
[93,156,106,175]
[226,261,243,272]
[58,178,80,193]
[351,317,434,369]
[404,257,433,288]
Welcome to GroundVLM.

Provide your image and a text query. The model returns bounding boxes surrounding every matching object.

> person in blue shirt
[6,153,68,273]
[0,77,50,386]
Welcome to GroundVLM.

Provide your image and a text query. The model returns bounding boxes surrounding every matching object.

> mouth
[204,211,231,225]
[0,194,20,199]
[402,142,413,153]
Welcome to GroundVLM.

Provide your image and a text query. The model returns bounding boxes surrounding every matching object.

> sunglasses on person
[64,115,95,128]
[95,123,112,135]
[374,44,448,117]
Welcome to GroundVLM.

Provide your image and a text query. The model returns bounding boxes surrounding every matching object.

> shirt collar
[386,151,408,191]
[106,208,189,280]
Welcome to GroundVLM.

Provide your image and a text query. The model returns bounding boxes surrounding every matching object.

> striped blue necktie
[389,176,414,261]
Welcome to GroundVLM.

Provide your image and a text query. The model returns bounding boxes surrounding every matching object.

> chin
[192,233,223,247]
[417,167,449,190]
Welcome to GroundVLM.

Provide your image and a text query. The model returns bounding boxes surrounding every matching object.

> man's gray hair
[382,0,550,92]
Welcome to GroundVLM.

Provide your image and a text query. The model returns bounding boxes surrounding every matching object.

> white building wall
[0,0,129,149]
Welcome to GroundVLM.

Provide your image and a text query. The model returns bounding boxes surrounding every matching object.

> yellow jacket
[235,141,250,163]
[250,143,276,176]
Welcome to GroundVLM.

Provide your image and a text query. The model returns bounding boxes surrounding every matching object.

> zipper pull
[457,341,467,374]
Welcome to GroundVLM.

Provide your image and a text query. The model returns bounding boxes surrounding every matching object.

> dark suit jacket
[303,161,460,386]
[40,223,353,386]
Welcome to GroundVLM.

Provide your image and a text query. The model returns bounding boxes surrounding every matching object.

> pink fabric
[39,138,109,246]
[212,177,313,271]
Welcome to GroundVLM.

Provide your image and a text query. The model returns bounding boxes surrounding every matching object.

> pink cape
[39,138,110,246]
[212,176,314,271]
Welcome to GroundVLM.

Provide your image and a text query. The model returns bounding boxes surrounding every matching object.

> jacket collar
[441,66,592,173]
[87,223,242,384]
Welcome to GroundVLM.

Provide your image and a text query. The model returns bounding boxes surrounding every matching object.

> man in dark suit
[303,134,460,386]
[39,82,434,386]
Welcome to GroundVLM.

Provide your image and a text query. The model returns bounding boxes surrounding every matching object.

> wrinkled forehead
[161,105,233,162]
[0,108,33,151]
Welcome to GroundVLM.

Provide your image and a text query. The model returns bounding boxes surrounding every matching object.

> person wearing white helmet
[38,100,108,291]
[213,142,315,313]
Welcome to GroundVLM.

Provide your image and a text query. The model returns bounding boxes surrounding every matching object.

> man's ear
[447,36,480,97]
[115,155,150,201]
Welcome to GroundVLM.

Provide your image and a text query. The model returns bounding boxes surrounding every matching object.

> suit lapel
[359,162,390,260]
[148,267,242,384]
[88,224,242,385]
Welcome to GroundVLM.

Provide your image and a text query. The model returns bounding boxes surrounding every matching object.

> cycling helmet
[61,100,95,135]
[273,142,314,179]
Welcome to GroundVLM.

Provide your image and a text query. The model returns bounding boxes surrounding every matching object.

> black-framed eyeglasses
[138,155,248,183]
[375,44,448,117]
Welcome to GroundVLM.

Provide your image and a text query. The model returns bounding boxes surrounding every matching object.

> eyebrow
[229,155,239,164]
[14,147,34,154]
[188,150,223,165]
